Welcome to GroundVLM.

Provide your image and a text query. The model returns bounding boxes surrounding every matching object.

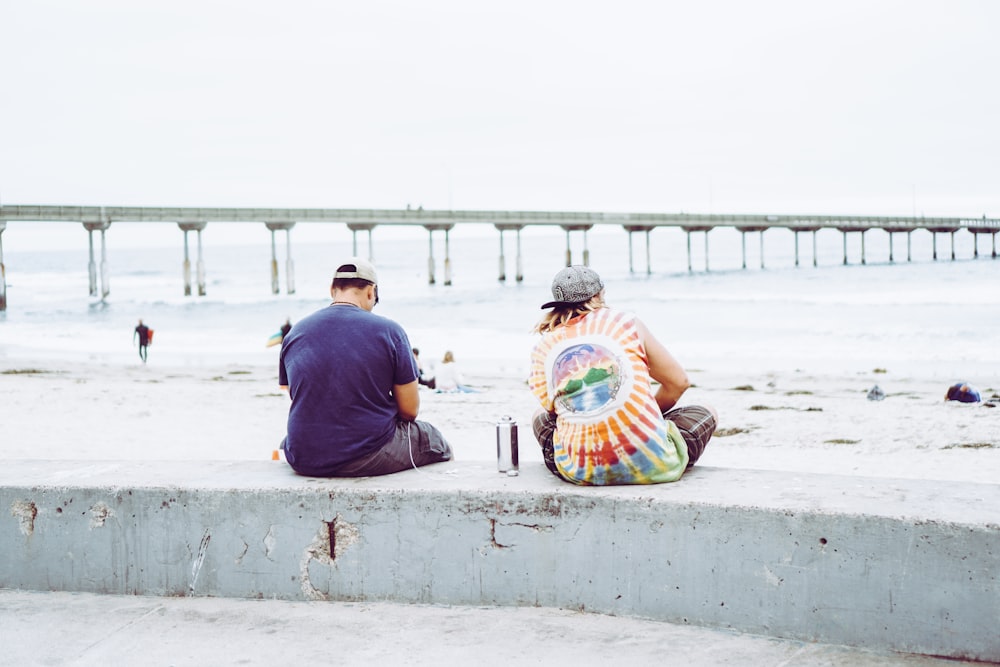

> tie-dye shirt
[529,308,689,485]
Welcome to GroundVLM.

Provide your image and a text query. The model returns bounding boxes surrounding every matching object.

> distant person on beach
[434,350,477,393]
[133,319,151,363]
[945,382,981,403]
[529,266,717,485]
[412,347,436,390]
[266,318,293,349]
[278,257,452,477]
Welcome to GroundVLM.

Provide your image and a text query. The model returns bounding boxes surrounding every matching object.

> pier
[0,205,997,309]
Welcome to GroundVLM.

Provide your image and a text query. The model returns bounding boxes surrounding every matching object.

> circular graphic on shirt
[551,343,623,414]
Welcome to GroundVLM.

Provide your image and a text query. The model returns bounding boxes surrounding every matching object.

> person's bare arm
[393,380,420,421]
[635,318,690,412]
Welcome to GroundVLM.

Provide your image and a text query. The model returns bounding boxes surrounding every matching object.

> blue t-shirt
[278,304,418,476]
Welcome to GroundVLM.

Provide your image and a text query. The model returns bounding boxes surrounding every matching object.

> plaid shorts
[532,405,716,476]
[665,405,716,465]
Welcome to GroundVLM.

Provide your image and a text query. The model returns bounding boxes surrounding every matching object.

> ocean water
[1,222,997,381]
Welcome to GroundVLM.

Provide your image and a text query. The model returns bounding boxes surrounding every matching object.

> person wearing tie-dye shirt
[529,266,717,485]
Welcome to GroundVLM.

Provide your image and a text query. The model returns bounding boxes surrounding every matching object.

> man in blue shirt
[278,258,452,477]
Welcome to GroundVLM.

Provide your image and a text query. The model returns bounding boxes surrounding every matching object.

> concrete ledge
[2,460,997,662]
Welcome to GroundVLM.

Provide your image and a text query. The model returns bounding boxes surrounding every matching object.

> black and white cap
[541,265,604,309]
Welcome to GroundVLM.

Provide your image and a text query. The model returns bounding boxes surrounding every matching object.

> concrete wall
[1,460,997,662]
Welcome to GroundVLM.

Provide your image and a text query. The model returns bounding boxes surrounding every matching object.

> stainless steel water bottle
[496,415,519,476]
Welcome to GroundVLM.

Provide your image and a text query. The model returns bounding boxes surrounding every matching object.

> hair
[331,277,374,291]
[442,350,455,363]
[533,292,606,334]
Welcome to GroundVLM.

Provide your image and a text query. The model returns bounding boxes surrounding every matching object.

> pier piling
[497,229,507,282]
[265,223,295,294]
[0,222,6,311]
[427,231,436,285]
[682,227,713,272]
[560,225,593,267]
[423,224,454,285]
[443,228,452,286]
[182,229,192,296]
[269,229,279,294]
[884,227,913,264]
[836,226,869,266]
[178,222,207,296]
[705,231,710,271]
[284,228,295,295]
[87,231,96,296]
[624,225,654,275]
[686,231,692,272]
[737,226,767,269]
[927,226,960,262]
[100,228,109,299]
[627,231,634,274]
[969,217,1000,259]
[196,227,206,296]
[83,220,111,300]
[645,229,651,275]
[687,231,694,273]
[347,224,376,263]
[494,224,525,283]
[515,227,524,282]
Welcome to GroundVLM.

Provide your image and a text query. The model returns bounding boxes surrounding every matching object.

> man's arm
[635,318,690,412]
[393,380,420,421]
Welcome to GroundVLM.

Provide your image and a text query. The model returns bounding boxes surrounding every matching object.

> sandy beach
[2,357,996,485]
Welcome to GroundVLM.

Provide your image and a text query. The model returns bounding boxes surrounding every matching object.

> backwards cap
[541,265,604,309]
[333,257,378,285]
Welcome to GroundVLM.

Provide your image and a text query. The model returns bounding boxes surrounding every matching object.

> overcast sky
[2,0,998,219]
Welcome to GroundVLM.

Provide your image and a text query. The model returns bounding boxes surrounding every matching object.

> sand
[1,358,997,485]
